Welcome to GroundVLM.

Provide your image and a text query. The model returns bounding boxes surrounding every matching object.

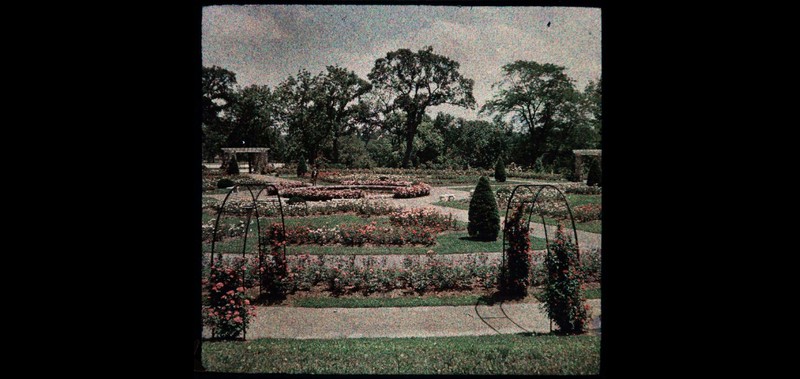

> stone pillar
[253,152,269,174]
[574,154,584,182]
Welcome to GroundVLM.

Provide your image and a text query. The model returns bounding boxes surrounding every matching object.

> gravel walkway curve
[203,299,601,339]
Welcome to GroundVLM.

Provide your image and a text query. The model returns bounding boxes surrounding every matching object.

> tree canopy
[368,46,475,168]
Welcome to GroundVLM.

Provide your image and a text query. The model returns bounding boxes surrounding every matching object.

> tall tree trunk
[332,130,340,164]
[401,112,419,169]
[402,130,414,168]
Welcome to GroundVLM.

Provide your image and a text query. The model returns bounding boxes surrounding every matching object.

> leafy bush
[225,155,240,176]
[495,159,507,182]
[217,178,234,188]
[297,157,308,177]
[203,256,256,339]
[501,204,531,298]
[538,224,590,334]
[586,159,601,187]
[468,176,500,241]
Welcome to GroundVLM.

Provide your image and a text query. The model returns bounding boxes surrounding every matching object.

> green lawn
[292,288,599,308]
[202,334,600,374]
[293,294,483,308]
[434,194,601,234]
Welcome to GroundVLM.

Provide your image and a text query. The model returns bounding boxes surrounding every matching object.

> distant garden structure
[572,149,601,183]
[220,147,270,174]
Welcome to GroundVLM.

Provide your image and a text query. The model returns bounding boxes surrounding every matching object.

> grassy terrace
[202,334,600,374]
[434,194,601,234]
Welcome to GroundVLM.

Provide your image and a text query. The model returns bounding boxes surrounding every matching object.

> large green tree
[368,46,475,168]
[273,69,328,164]
[201,65,238,161]
[480,61,595,167]
[317,66,372,164]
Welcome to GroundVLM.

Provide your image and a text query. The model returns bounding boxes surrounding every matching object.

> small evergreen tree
[538,224,590,334]
[468,176,500,241]
[296,156,308,177]
[225,155,240,175]
[495,159,507,182]
[586,159,602,187]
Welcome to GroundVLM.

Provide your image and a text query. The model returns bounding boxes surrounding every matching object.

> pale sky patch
[202,5,601,120]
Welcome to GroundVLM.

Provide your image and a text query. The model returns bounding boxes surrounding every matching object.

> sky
[202,5,601,120]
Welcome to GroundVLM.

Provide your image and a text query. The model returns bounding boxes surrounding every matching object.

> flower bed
[389,207,460,232]
[202,219,248,242]
[202,249,601,297]
[281,187,365,201]
[340,179,413,187]
[212,198,399,217]
[571,204,602,223]
[277,253,500,295]
[393,182,431,198]
[266,222,437,247]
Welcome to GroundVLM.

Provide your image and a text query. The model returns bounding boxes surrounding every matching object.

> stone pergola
[572,149,601,182]
[221,147,269,174]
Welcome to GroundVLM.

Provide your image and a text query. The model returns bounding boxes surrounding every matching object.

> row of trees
[202,46,601,172]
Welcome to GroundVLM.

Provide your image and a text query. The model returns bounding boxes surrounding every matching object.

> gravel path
[204,299,600,339]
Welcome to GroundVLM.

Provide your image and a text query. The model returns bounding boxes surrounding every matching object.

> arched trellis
[500,184,581,285]
[208,183,288,340]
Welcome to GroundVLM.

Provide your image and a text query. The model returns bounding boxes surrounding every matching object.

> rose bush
[202,256,257,339]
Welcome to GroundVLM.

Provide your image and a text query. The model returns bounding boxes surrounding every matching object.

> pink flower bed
[267,222,436,247]
[341,179,413,187]
[389,207,459,232]
[281,187,365,201]
[393,182,431,198]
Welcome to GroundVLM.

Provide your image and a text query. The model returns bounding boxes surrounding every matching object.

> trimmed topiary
[586,159,601,187]
[468,176,500,241]
[297,157,308,177]
[225,155,240,175]
[217,178,234,188]
[495,159,507,182]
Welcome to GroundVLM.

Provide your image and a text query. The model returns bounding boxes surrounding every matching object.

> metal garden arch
[500,184,581,286]
[209,184,288,300]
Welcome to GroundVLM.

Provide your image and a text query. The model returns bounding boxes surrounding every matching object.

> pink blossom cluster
[392,182,432,198]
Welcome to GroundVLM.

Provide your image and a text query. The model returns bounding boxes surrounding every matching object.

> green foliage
[225,155,240,175]
[338,134,374,168]
[367,135,401,168]
[468,176,500,241]
[217,178,234,188]
[297,157,308,177]
[494,159,506,182]
[369,46,476,168]
[538,225,590,335]
[481,61,599,167]
[286,196,305,205]
[586,159,601,187]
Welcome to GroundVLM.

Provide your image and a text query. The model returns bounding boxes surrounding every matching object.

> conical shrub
[468,176,500,241]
